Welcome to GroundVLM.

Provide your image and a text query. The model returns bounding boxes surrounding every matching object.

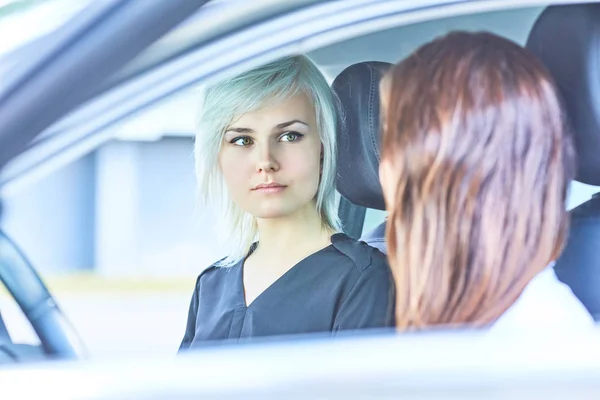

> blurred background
[0,0,222,358]
[0,0,598,360]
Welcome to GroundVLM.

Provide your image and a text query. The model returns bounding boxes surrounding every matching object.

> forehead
[230,92,316,127]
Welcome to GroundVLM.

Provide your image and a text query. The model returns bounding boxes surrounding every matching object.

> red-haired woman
[379,31,593,331]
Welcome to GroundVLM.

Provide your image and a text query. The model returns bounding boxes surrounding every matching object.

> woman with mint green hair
[179,55,394,349]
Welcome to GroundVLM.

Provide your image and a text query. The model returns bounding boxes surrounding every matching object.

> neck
[255,203,334,258]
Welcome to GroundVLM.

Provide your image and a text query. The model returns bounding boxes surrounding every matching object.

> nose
[255,142,279,173]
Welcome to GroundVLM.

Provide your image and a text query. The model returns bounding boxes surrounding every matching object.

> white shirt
[491,264,595,333]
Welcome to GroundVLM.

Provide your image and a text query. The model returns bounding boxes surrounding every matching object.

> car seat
[527,3,600,321]
[332,61,391,254]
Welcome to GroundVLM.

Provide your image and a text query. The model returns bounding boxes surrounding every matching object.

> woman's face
[218,92,322,220]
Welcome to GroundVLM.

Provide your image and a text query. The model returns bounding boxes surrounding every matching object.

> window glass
[1,3,579,363]
[568,181,599,210]
[362,208,387,237]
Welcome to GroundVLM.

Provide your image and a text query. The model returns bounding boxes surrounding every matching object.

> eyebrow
[275,119,309,129]
[225,127,254,134]
[225,119,309,134]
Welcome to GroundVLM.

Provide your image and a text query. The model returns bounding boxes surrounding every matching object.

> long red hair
[380,31,576,329]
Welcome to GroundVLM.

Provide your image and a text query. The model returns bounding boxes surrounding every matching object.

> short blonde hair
[195,55,341,266]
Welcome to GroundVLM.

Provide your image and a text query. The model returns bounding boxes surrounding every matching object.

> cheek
[283,144,321,184]
[218,148,252,191]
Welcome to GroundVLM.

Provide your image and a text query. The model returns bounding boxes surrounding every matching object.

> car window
[362,208,387,237]
[2,2,595,363]
[1,87,224,357]
[568,181,599,210]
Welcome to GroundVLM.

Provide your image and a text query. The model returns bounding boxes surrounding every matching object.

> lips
[252,182,287,192]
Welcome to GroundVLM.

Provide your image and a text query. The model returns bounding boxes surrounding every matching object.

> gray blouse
[179,233,395,350]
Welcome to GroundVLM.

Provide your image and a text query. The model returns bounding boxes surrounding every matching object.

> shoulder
[491,266,594,333]
[330,233,389,274]
[193,259,240,290]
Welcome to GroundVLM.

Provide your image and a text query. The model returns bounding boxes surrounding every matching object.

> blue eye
[231,136,253,146]
[279,132,303,142]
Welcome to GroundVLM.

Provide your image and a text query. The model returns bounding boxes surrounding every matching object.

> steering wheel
[0,230,85,359]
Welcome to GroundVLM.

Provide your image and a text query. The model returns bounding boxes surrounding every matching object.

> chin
[252,209,291,219]
[251,204,298,219]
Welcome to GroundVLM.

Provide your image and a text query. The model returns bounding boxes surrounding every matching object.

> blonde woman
[180,56,394,349]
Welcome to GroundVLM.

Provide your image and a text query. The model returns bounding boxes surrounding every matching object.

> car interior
[527,4,600,321]
[331,3,600,322]
[0,1,599,366]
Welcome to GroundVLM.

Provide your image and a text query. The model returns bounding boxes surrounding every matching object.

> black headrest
[526,4,600,185]
[333,61,392,210]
